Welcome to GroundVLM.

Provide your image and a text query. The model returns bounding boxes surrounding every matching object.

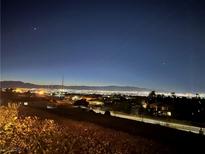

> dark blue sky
[1,0,205,92]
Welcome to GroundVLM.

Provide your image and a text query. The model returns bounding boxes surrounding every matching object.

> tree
[171,92,176,98]
[148,91,156,98]
[5,88,14,93]
[196,93,200,99]
[25,90,32,98]
[148,91,156,104]
[104,110,111,116]
[5,88,14,98]
[74,99,89,107]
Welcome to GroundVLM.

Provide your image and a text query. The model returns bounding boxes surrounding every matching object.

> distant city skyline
[1,0,205,93]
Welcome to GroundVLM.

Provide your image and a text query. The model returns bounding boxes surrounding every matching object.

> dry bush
[0,104,66,153]
[0,104,171,154]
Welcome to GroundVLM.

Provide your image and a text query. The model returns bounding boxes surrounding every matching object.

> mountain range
[0,81,150,91]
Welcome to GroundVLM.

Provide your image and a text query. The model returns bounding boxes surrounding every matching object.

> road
[93,109,204,135]
[21,101,205,135]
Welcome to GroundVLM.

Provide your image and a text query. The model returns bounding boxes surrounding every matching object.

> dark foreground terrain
[15,102,205,154]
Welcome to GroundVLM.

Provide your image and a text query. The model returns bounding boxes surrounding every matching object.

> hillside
[0,81,149,91]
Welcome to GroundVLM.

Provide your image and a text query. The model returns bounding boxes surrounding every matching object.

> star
[33,27,38,31]
[162,61,166,65]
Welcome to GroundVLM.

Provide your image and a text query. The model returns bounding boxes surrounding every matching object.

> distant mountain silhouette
[0,81,150,91]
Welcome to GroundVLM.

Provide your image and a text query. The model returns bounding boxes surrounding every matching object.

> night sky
[1,0,205,93]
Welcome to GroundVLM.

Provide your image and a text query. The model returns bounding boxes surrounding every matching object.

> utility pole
[61,75,64,91]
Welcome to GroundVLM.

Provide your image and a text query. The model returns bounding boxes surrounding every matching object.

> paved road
[21,101,204,135]
[93,109,204,135]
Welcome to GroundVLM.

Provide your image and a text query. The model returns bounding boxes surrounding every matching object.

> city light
[38,90,45,95]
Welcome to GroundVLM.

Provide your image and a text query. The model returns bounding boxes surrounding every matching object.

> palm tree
[196,93,200,98]
[171,92,176,98]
